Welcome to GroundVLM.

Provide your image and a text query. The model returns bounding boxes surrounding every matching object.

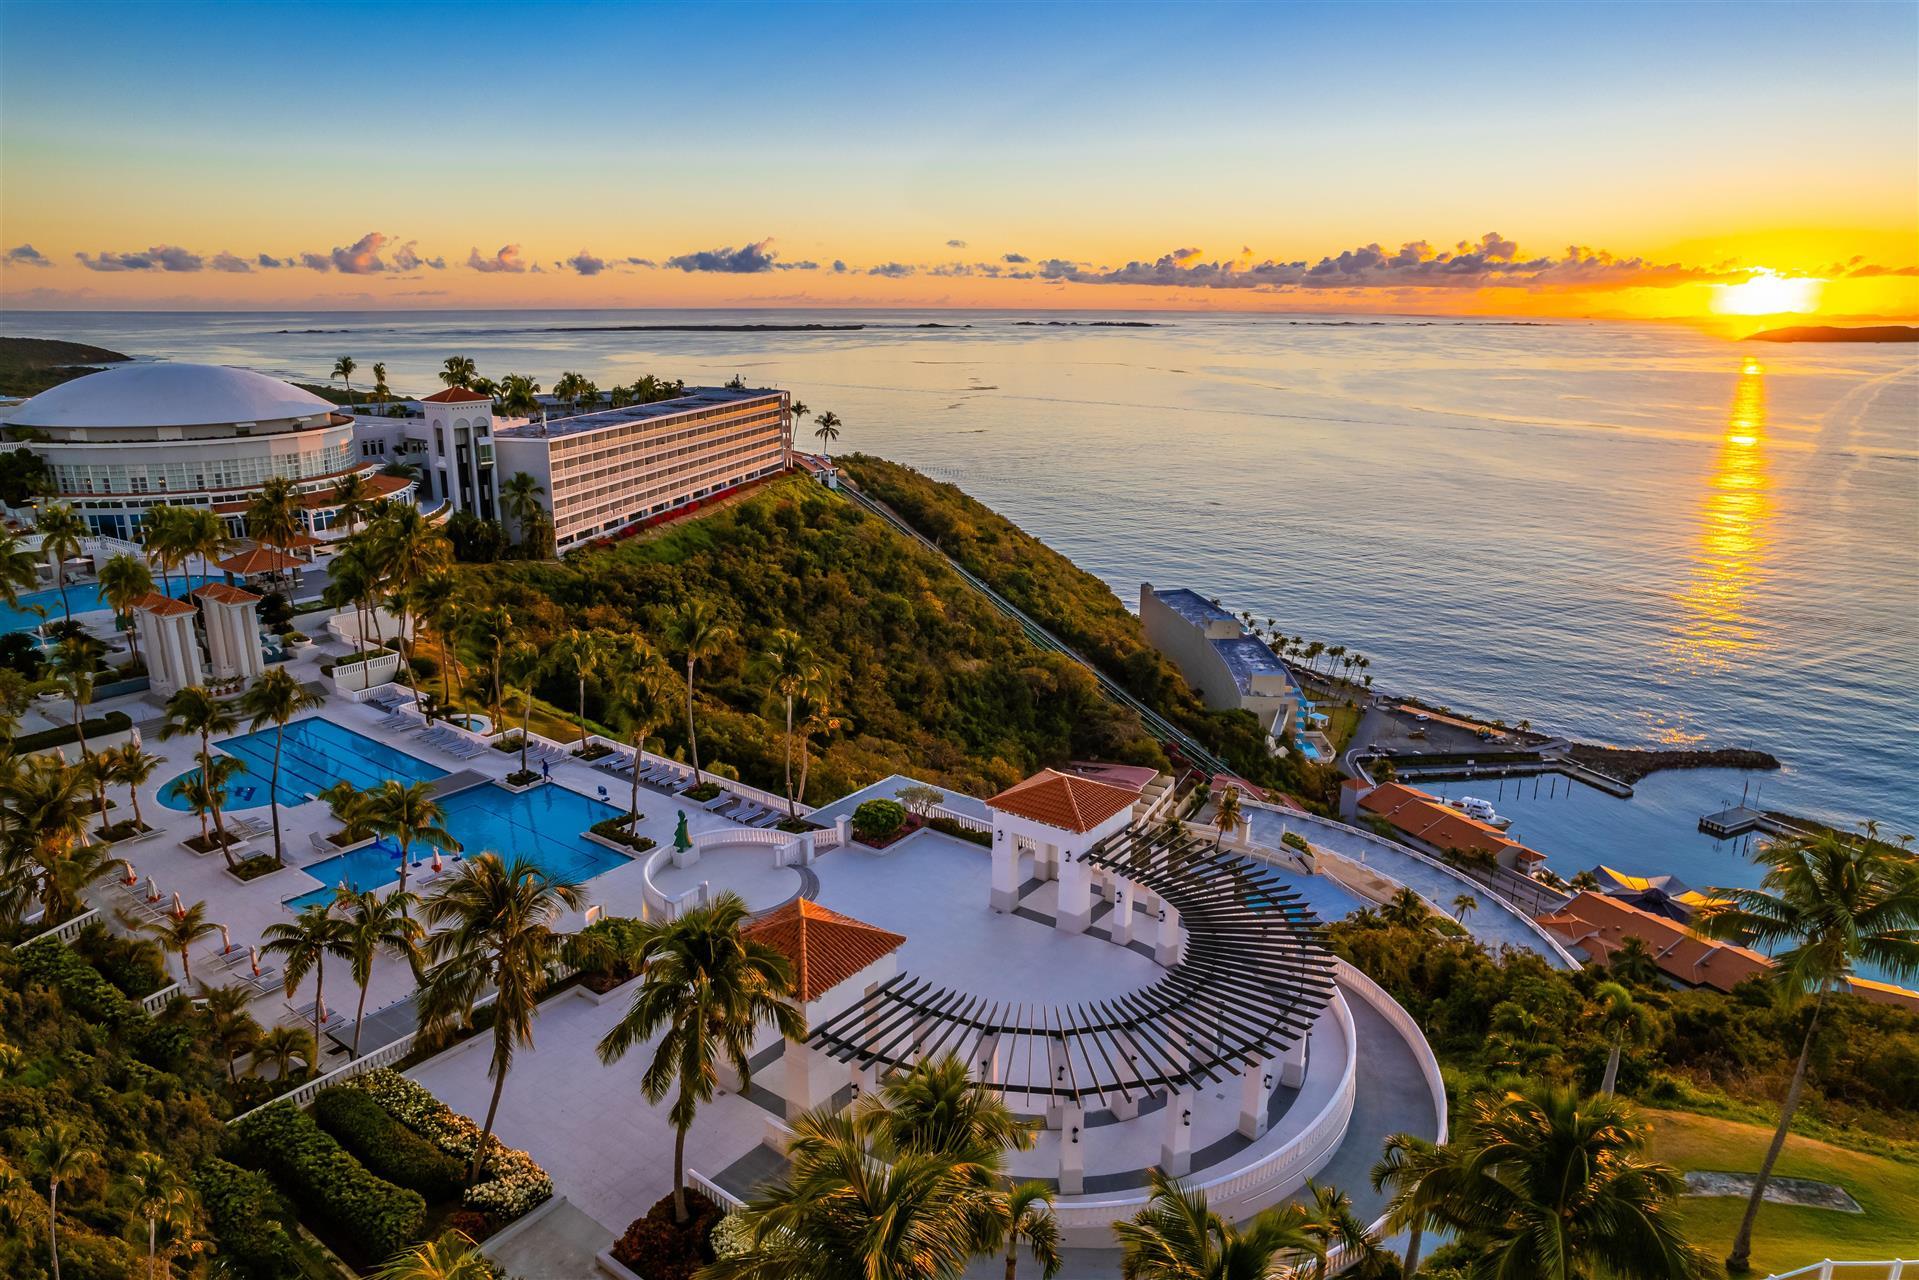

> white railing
[688,1169,744,1210]
[692,827,794,852]
[20,907,102,948]
[1766,1265,1911,1280]
[1331,959,1447,1144]
[228,1028,420,1124]
[640,845,708,922]
[140,982,182,1013]
[929,803,992,834]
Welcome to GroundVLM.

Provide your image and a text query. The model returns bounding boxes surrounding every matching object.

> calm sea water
[8,308,1916,899]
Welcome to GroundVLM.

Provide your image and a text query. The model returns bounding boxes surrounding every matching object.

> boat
[1450,795,1513,830]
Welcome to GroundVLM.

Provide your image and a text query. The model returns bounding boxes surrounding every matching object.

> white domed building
[5,362,413,543]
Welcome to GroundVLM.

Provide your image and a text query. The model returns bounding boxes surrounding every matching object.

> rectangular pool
[1,574,224,634]
[287,782,631,910]
[160,718,446,812]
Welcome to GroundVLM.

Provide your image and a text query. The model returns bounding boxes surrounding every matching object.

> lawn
[1644,1107,1919,1276]
[1317,701,1363,752]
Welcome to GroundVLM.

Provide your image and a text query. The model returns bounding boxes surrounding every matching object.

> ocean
[7,307,1916,904]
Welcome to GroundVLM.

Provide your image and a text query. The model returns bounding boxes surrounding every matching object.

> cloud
[665,239,779,273]
[774,259,819,271]
[467,244,527,273]
[866,262,916,278]
[947,239,968,248]
[5,244,51,268]
[75,245,203,272]
[564,249,608,275]
[297,231,391,274]
[210,251,253,273]
[830,260,848,274]
[1033,233,1746,293]
[257,253,290,269]
[626,257,657,269]
[1002,252,1030,264]
[1846,262,1919,278]
[391,240,445,271]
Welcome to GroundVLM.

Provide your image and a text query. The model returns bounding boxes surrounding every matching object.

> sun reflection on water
[1670,359,1772,669]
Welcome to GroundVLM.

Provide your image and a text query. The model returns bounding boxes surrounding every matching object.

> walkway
[1242,806,1577,969]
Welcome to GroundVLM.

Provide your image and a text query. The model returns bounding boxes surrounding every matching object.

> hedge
[852,798,906,839]
[193,1157,302,1279]
[352,1068,552,1220]
[18,937,137,1025]
[314,1085,464,1201]
[232,1100,427,1259]
[14,710,132,754]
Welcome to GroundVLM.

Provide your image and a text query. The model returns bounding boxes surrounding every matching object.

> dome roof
[11,362,337,429]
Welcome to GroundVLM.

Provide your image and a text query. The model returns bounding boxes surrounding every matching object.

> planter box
[328,650,401,694]
[498,776,545,795]
[182,834,252,858]
[595,1252,647,1280]
[571,973,643,1007]
[224,857,292,887]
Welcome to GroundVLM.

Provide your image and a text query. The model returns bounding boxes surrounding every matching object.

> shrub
[229,853,281,882]
[71,922,168,997]
[926,815,991,847]
[351,1068,552,1220]
[232,1100,427,1260]
[1281,831,1311,853]
[590,816,657,853]
[852,798,906,840]
[18,938,137,1025]
[611,1189,723,1280]
[314,1085,464,1201]
[681,781,722,802]
[194,1157,301,1279]
[13,710,132,754]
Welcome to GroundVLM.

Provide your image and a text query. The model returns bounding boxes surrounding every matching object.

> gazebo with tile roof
[984,768,1143,933]
[132,591,204,696]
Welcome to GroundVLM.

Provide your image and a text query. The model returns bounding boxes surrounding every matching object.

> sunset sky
[2,0,1915,318]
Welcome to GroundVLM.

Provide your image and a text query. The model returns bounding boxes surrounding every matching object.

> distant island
[0,336,130,397]
[1747,324,1919,343]
[1014,320,1160,327]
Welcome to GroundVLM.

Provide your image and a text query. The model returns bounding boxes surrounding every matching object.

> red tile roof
[418,387,491,403]
[986,768,1139,834]
[742,899,906,1003]
[1359,782,1546,864]
[192,582,262,605]
[217,547,305,575]
[131,591,197,618]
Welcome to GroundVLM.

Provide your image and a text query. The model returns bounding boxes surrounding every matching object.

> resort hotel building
[1140,585,1305,747]
[0,362,412,543]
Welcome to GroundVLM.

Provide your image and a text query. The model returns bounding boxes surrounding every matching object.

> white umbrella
[145,876,161,903]
[249,946,261,977]
[218,922,232,953]
[170,891,185,919]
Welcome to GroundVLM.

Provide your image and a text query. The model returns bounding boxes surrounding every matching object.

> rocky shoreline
[1565,743,1780,784]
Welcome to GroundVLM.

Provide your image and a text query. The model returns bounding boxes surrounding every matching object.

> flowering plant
[351,1069,553,1218]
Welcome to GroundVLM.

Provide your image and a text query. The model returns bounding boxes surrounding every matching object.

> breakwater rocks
[1566,744,1780,784]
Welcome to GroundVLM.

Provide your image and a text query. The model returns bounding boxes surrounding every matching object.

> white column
[783,1037,832,1121]
[991,830,1019,912]
[973,1033,1002,1088]
[1045,1038,1070,1129]
[1278,1034,1307,1088]
[1155,903,1183,966]
[180,614,204,687]
[1161,1088,1195,1176]
[1239,1058,1278,1139]
[238,602,264,678]
[1110,882,1135,946]
[1056,842,1091,935]
[1058,1103,1085,1195]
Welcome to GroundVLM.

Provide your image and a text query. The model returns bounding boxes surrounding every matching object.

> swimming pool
[159,717,447,811]
[286,783,630,910]
[0,574,225,634]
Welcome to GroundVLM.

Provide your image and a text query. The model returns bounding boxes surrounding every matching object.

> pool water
[286,782,629,910]
[159,717,446,811]
[0,574,225,634]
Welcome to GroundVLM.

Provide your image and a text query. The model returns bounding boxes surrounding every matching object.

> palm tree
[1212,785,1242,848]
[96,553,153,664]
[335,885,423,1058]
[552,628,611,752]
[333,471,375,536]
[498,374,541,420]
[29,1121,98,1280]
[33,503,88,628]
[664,599,733,787]
[246,474,305,557]
[5,755,96,921]
[610,646,673,827]
[318,778,377,848]
[253,1024,317,1081]
[552,370,583,413]
[1113,1168,1323,1280]
[499,471,548,556]
[0,527,41,608]
[596,891,803,1222]
[366,779,461,901]
[372,503,451,709]
[702,1106,1000,1280]
[95,743,158,833]
[262,902,352,1052]
[854,1050,1036,1176]
[440,355,477,390]
[791,687,842,810]
[240,667,325,865]
[789,399,810,449]
[40,839,128,928]
[575,379,600,413]
[178,505,233,577]
[1375,1086,1708,1280]
[49,636,103,814]
[1452,892,1478,924]
[332,355,357,403]
[753,628,821,818]
[122,1150,185,1280]
[160,684,237,773]
[1608,933,1661,986]
[409,571,463,711]
[812,410,841,459]
[1590,980,1654,1097]
[461,604,513,726]
[140,505,188,599]
[182,753,244,869]
[371,361,391,410]
[134,898,220,987]
[202,983,262,1084]
[1699,824,1919,1273]
[997,1181,1062,1280]
[1301,1180,1392,1280]
[418,853,586,1183]
[1381,885,1431,931]
[373,1229,499,1279]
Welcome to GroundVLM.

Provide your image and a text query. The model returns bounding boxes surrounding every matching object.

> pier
[1389,755,1634,798]
[1698,805,1814,839]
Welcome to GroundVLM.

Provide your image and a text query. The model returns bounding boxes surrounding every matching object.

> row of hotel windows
[556,455,787,546]
[547,396,781,447]
[554,435,785,512]
[553,442,786,539]
[547,406,784,471]
[548,416,786,483]
[52,440,356,496]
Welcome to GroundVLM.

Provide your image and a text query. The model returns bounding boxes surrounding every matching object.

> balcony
[476,443,495,468]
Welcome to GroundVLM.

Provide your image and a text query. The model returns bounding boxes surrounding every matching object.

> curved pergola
[807,822,1336,1108]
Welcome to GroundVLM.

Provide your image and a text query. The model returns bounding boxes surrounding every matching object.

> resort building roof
[494,386,781,441]
[1150,587,1237,627]
[190,582,261,605]
[417,387,492,404]
[131,591,197,617]
[9,362,335,431]
[986,768,1140,834]
[1061,761,1159,792]
[217,546,305,575]
[1211,634,1290,695]
[1359,782,1547,866]
[742,899,907,1003]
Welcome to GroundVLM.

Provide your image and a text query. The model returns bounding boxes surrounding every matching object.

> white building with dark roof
[1140,584,1297,742]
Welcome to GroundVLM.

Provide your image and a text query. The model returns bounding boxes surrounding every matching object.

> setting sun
[1712,270,1824,316]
